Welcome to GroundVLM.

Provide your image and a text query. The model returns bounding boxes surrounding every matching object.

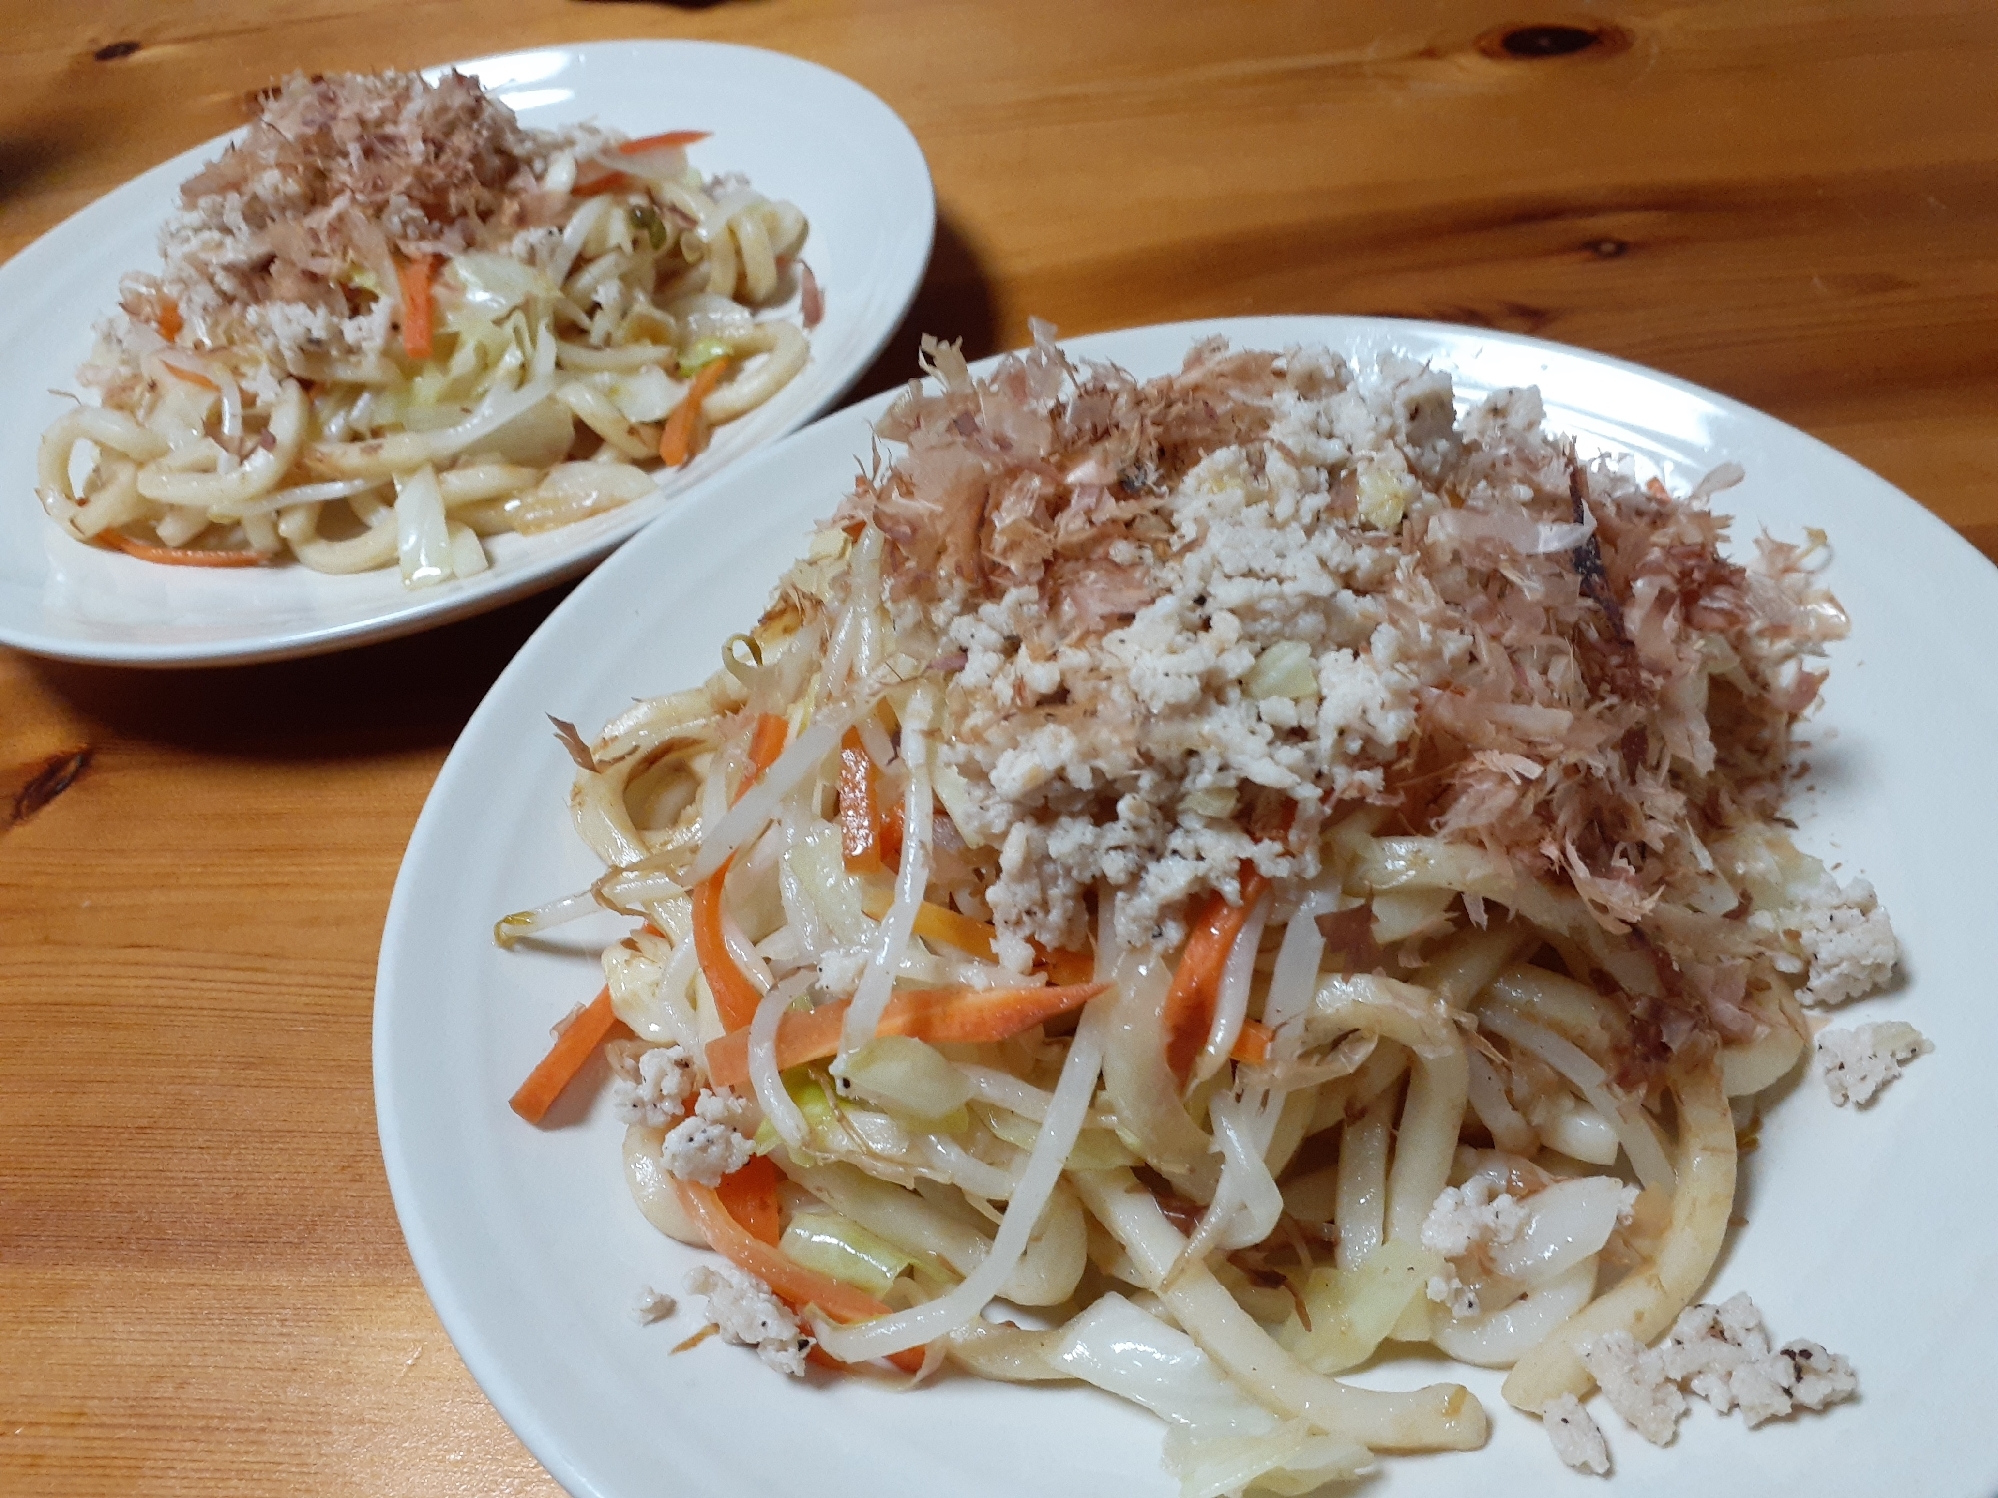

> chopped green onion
[632,204,669,251]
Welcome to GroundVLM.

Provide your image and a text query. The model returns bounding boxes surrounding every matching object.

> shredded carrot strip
[1162,867,1270,1083]
[156,298,182,343]
[879,797,905,868]
[397,254,437,361]
[859,889,999,963]
[691,714,790,1034]
[1037,945,1096,986]
[745,712,788,781]
[911,903,997,961]
[659,356,732,468]
[1231,1019,1274,1066]
[618,129,711,153]
[838,728,885,874]
[98,531,266,568]
[704,982,1105,1089]
[693,856,764,1034]
[573,169,635,198]
[675,1180,925,1373]
[714,1155,782,1246]
[159,361,217,391]
[510,987,632,1123]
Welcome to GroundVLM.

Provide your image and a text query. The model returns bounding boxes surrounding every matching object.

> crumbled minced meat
[685,1264,811,1376]
[1583,1293,1856,1449]
[1816,1020,1930,1106]
[1421,1178,1527,1318]
[630,1285,677,1324]
[661,1088,755,1186]
[1580,1329,1689,1446]
[612,1042,698,1128]
[1542,1393,1610,1475]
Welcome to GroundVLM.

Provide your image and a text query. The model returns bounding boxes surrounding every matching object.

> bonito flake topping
[812,329,1860,1018]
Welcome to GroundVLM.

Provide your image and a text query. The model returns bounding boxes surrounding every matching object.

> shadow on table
[22,583,575,762]
[846,210,1000,401]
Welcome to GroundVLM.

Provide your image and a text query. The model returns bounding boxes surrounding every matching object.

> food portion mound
[818,330,1853,1014]
[112,71,564,389]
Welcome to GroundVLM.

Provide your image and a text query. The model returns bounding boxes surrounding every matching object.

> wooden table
[3,2,1993,1492]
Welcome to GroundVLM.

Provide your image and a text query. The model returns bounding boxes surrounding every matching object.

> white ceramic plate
[376,317,1998,1498]
[0,41,932,666]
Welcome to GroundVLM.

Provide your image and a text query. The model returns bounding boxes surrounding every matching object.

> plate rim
[0,37,935,669]
[375,312,1998,1498]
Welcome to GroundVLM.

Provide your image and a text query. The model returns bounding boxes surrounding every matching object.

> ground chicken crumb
[1816,1020,1930,1106]
[630,1285,677,1324]
[1542,1393,1611,1475]
[662,1088,755,1186]
[685,1265,811,1376]
[1583,1293,1856,1447]
[1659,1294,1857,1426]
[1580,1329,1687,1445]
[1420,1178,1526,1316]
[613,1043,698,1128]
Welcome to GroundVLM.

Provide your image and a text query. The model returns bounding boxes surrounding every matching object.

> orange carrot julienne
[715,1155,782,1247]
[703,982,1106,1090]
[510,987,631,1123]
[838,728,885,875]
[910,902,997,962]
[398,254,436,361]
[618,129,711,153]
[1037,945,1096,987]
[675,1179,926,1373]
[1231,1019,1274,1066]
[659,356,731,468]
[1162,867,1270,1084]
[690,714,790,1034]
[746,712,788,781]
[99,531,266,568]
[693,858,764,1034]
[572,169,635,198]
[156,298,183,343]
[159,360,217,391]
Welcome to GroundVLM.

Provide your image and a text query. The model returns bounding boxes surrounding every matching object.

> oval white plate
[377,317,1998,1498]
[0,40,932,666]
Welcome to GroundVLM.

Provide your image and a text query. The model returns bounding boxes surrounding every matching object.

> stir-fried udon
[37,70,814,583]
[504,332,1913,1490]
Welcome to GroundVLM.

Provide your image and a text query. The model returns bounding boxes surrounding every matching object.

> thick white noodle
[1074,1168,1488,1452]
[1501,1066,1735,1411]
[810,994,1111,1361]
[1464,1047,1537,1155]
[703,322,810,422]
[1334,1083,1396,1269]
[136,379,306,507]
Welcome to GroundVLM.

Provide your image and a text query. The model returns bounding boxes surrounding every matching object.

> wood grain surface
[2,2,1993,1493]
